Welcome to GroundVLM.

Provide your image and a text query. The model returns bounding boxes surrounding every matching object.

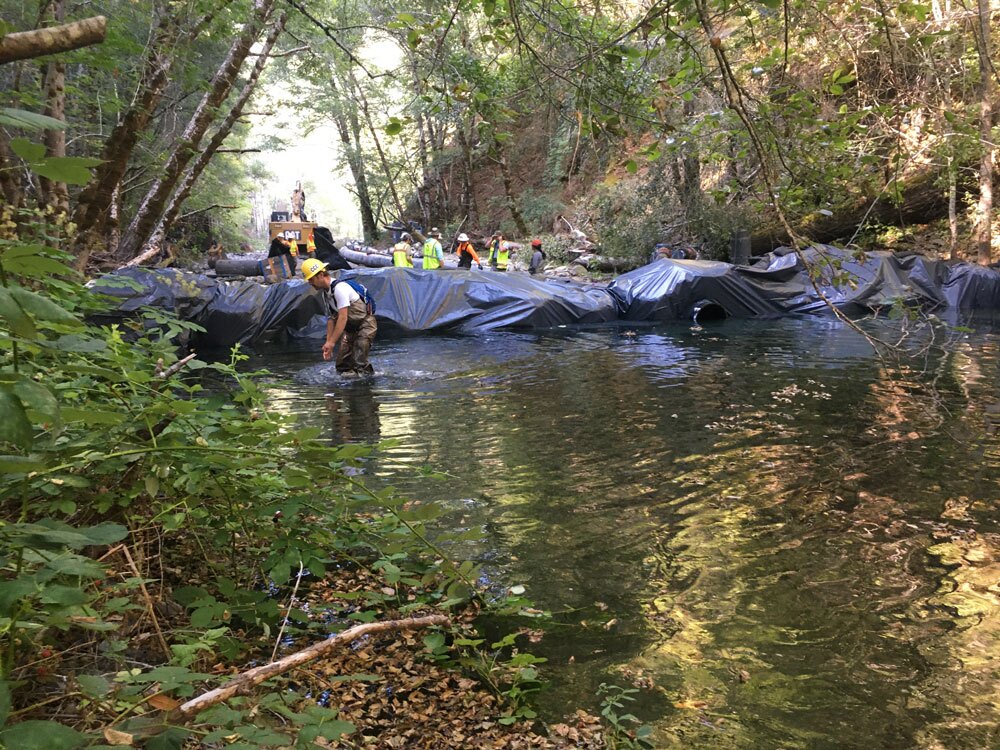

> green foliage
[597,683,654,749]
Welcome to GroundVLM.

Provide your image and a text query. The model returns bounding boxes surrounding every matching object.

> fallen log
[175,614,448,719]
[750,165,974,254]
[339,246,392,267]
[214,256,295,278]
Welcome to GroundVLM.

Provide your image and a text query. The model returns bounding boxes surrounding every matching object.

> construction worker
[392,233,414,267]
[302,258,377,376]
[268,235,297,273]
[487,231,511,271]
[454,233,482,269]
[306,229,317,256]
[528,238,546,275]
[422,228,444,270]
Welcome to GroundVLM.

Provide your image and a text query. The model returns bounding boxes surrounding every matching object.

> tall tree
[149,12,287,247]
[971,0,995,265]
[115,0,277,260]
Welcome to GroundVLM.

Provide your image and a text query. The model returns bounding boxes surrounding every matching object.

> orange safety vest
[306,230,316,254]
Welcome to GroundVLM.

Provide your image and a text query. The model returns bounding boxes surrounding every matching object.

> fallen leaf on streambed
[674,699,709,710]
[103,727,134,745]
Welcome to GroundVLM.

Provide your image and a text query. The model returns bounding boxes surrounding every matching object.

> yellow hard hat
[301,258,328,280]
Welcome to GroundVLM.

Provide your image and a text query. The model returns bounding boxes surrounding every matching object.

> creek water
[244,314,1000,749]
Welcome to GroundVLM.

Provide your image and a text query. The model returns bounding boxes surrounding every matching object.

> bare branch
[175,615,449,719]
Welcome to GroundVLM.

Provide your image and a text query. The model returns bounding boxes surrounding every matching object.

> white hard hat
[457,233,469,242]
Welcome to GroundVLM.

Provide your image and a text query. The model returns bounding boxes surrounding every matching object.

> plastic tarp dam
[91,247,1000,346]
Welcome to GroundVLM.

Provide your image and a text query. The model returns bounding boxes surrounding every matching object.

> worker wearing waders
[302,258,377,376]
[422,228,444,270]
[487,231,510,271]
[392,233,414,267]
[455,233,482,269]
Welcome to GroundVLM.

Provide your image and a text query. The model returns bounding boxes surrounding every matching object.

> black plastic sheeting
[608,245,1000,320]
[349,268,618,333]
[92,246,1000,347]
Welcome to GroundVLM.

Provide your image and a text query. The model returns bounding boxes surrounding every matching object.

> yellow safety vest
[306,231,316,255]
[286,236,298,256]
[422,239,442,269]
[496,243,510,270]
[392,242,413,267]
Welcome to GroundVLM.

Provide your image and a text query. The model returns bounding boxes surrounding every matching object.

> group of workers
[298,227,548,378]
[391,228,546,275]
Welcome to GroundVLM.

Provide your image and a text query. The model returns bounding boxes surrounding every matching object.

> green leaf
[0,109,67,131]
[0,287,37,338]
[2,253,76,279]
[10,138,46,162]
[40,584,90,606]
[12,379,60,432]
[0,579,37,616]
[76,674,111,699]
[625,159,637,174]
[423,632,446,653]
[483,0,496,15]
[32,157,103,186]
[145,727,189,750]
[9,520,127,549]
[0,390,33,448]
[0,720,86,750]
[7,287,81,325]
[384,119,403,136]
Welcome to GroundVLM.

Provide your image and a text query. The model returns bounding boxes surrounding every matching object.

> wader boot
[336,297,377,375]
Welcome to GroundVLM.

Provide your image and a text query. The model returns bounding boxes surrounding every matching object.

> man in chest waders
[302,258,377,376]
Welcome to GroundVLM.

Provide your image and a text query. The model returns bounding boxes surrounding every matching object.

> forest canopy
[0,0,996,267]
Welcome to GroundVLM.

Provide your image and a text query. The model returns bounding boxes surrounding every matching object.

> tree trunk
[456,122,478,228]
[972,0,995,265]
[331,69,378,242]
[0,15,105,64]
[71,12,183,266]
[72,2,235,267]
[38,0,69,215]
[116,0,276,261]
[351,69,405,224]
[0,128,24,210]
[498,147,528,236]
[150,13,286,247]
[948,154,958,261]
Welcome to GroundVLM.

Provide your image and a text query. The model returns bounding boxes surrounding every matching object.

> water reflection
[246,317,1000,748]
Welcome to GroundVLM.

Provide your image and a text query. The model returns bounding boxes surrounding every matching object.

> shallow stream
[245,315,1000,749]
